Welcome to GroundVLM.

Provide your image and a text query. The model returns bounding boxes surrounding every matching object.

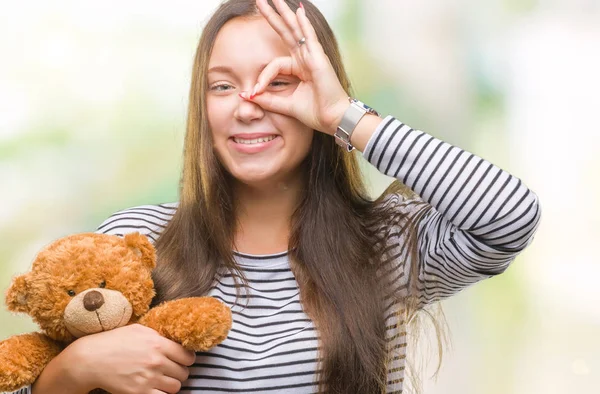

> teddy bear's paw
[0,364,35,393]
[139,297,232,352]
[0,333,61,392]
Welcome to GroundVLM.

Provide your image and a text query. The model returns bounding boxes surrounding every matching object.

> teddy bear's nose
[83,290,105,312]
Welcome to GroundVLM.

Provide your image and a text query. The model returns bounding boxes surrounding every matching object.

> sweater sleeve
[94,202,178,241]
[364,116,541,306]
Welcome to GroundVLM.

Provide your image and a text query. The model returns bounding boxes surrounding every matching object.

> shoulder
[95,202,179,243]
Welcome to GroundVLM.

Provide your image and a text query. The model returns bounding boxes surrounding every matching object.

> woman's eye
[210,83,233,92]
[269,81,290,88]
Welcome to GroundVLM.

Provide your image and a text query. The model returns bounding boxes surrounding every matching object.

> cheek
[30,291,70,329]
[206,99,235,165]
[271,115,314,153]
[206,97,235,138]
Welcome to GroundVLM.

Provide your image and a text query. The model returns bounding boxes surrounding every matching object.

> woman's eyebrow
[208,65,233,74]
[208,63,270,74]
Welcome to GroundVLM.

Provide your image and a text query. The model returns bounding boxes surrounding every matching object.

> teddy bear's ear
[124,232,156,270]
[5,274,30,313]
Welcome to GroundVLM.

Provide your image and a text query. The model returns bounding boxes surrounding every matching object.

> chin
[228,164,295,188]
[232,170,278,186]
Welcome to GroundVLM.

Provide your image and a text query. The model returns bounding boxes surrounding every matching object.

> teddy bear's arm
[0,332,64,392]
[139,297,232,352]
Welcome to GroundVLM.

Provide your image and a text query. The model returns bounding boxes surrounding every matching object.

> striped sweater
[10,115,541,393]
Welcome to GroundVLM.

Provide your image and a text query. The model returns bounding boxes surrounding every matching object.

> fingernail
[250,84,259,99]
[299,2,304,9]
[239,92,247,100]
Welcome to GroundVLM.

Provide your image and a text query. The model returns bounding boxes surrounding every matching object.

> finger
[255,0,297,49]
[251,56,293,97]
[161,359,190,382]
[160,338,197,366]
[248,91,294,117]
[154,376,183,394]
[273,0,304,42]
[186,349,197,365]
[296,3,322,55]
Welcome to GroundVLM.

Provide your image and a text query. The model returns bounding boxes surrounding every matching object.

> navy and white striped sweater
[10,115,540,393]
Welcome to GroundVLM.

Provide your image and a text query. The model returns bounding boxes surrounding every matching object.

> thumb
[245,92,294,117]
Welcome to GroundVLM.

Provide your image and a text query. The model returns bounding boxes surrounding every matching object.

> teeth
[233,135,277,144]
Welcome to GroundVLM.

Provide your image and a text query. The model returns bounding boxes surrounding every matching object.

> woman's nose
[234,93,264,123]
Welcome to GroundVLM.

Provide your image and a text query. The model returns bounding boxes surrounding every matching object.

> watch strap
[334,98,380,152]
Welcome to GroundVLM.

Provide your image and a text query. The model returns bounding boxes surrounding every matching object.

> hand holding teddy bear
[0,232,232,393]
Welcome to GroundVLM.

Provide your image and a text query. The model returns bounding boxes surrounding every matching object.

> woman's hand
[66,324,195,394]
[247,0,350,136]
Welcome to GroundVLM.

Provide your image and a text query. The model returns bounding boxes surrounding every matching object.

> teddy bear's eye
[99,280,106,288]
[67,290,76,297]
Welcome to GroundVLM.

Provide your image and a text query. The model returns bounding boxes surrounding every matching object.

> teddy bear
[0,232,232,393]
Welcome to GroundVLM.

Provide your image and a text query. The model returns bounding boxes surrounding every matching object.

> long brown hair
[153,1,442,392]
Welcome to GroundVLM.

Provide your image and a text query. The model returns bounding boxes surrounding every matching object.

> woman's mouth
[229,135,281,154]
[233,135,276,144]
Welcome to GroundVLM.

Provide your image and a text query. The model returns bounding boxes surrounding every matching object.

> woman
[19,0,541,393]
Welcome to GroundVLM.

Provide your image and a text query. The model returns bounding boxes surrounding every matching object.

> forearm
[31,349,91,394]
[365,116,541,305]
[361,116,540,247]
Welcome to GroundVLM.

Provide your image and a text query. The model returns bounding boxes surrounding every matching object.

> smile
[229,135,281,154]
[233,135,277,144]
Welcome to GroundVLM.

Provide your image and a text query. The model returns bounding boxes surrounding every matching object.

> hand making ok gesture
[245,0,351,136]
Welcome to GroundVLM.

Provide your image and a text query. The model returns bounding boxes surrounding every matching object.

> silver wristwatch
[334,97,380,152]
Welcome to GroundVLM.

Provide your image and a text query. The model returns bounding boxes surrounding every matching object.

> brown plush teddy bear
[0,232,232,393]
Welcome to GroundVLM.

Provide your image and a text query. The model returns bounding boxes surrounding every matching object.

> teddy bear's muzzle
[63,288,133,338]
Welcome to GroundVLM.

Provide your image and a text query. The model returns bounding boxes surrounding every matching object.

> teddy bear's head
[5,232,156,343]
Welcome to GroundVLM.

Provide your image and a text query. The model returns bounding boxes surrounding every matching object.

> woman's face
[206,16,314,187]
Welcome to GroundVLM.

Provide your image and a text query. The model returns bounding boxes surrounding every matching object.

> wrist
[347,114,384,153]
[326,98,351,136]
[72,340,100,391]
[63,341,96,391]
[31,344,92,394]
[333,98,380,152]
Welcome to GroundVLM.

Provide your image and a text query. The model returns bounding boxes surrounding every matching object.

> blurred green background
[1,1,598,393]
